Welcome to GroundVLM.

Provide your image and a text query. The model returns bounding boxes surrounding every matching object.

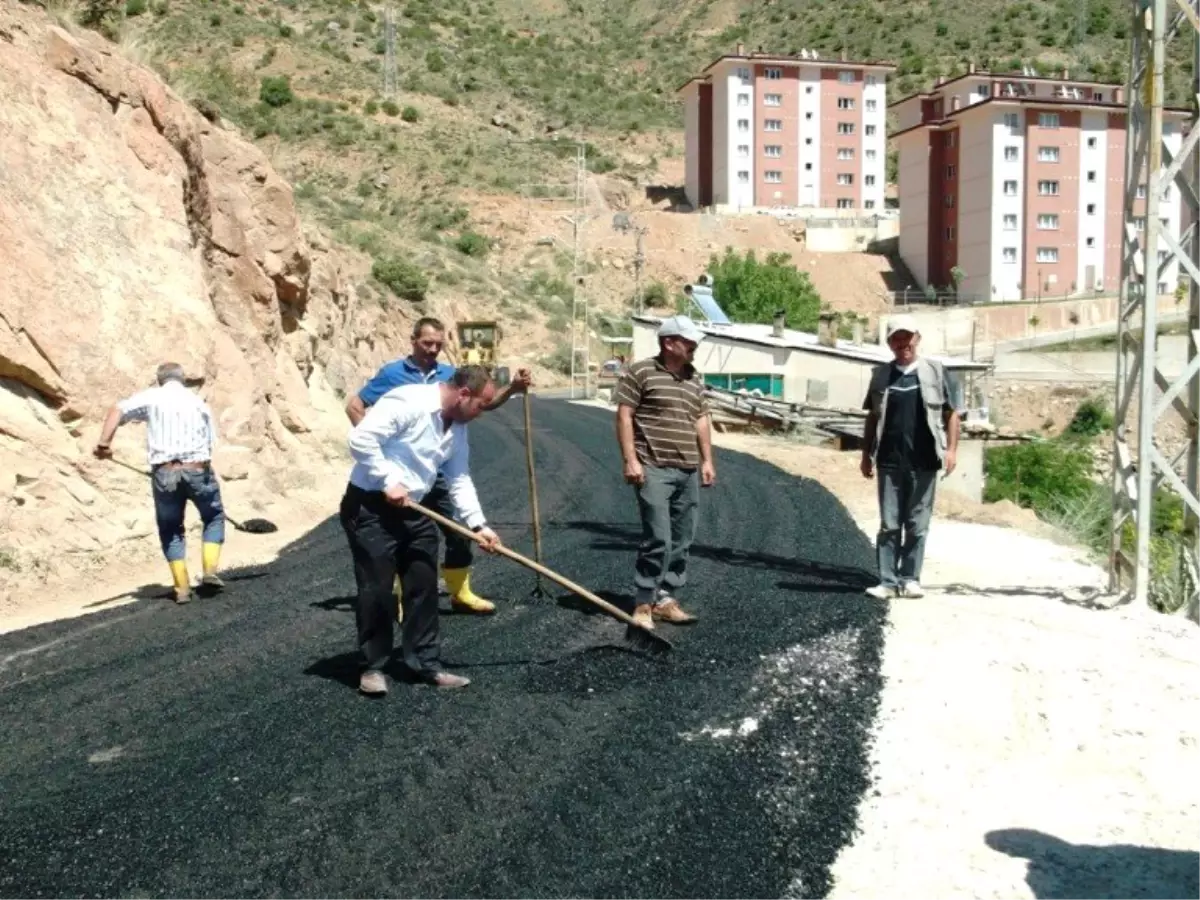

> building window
[805,137,813,145]
[737,171,750,183]
[1087,170,1097,183]
[1137,184,1147,198]
[837,122,855,134]
[1038,146,1060,162]
[1036,247,1059,263]
[737,144,750,157]
[1039,112,1060,128]
[946,164,956,179]
[764,145,782,158]
[866,124,877,136]
[837,97,856,110]
[866,99,877,111]
[1005,146,1019,161]
[838,70,854,84]
[1087,203,1096,215]
[866,149,877,160]
[764,93,782,106]
[765,67,782,79]
[865,174,876,186]
[1004,112,1020,132]
[1159,281,1170,295]
[1038,180,1059,196]
[736,67,751,83]
[1003,180,1018,196]
[737,118,750,131]
[945,194,955,208]
[1135,216,1145,231]
[837,148,855,160]
[837,198,854,208]
[837,173,854,185]
[1086,236,1096,248]
[1003,247,1018,263]
[806,85,814,94]
[764,119,782,131]
[1003,214,1018,230]
[1037,213,1060,230]
[737,93,750,107]
[765,170,782,183]
[865,200,876,208]
[946,131,955,147]
[1087,136,1099,149]
[946,226,955,240]
[866,74,878,86]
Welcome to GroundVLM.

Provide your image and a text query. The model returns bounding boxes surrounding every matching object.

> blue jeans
[152,464,226,562]
[876,465,937,588]
[633,465,700,606]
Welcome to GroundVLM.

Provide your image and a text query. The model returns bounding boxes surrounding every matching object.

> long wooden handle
[408,500,643,630]
[522,396,544,566]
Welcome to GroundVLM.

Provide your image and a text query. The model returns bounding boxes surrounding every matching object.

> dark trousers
[151,463,225,562]
[633,465,700,606]
[340,484,443,678]
[876,464,938,589]
[427,476,473,570]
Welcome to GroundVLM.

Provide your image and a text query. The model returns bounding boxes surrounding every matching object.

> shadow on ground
[986,828,1200,899]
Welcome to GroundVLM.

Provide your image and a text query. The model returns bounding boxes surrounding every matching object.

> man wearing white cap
[860,313,961,599]
[613,315,716,629]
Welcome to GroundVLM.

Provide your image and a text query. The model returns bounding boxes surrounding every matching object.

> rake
[107,457,279,534]
[409,500,673,655]
[521,394,550,599]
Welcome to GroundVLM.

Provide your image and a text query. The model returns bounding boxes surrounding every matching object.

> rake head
[234,517,279,534]
[623,621,674,656]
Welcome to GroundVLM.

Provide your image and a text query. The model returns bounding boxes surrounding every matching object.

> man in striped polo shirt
[614,315,716,629]
[94,362,225,605]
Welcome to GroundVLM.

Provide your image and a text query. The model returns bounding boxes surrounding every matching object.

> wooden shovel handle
[407,500,643,630]
[523,396,544,566]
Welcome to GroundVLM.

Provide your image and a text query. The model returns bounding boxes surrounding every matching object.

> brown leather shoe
[429,671,471,689]
[633,604,655,630]
[652,598,697,624]
[359,670,389,696]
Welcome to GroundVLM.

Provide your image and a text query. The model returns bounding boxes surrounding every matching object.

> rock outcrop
[0,5,415,563]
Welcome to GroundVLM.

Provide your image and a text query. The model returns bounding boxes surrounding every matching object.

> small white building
[630,315,989,410]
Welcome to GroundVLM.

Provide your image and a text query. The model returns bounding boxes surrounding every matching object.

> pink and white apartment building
[891,69,1191,302]
[678,47,896,213]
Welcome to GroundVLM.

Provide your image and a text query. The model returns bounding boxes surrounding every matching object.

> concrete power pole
[633,225,647,315]
[383,6,397,100]
[568,142,592,400]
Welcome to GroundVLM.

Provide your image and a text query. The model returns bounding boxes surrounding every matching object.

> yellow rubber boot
[168,560,191,603]
[443,566,495,614]
[201,541,222,576]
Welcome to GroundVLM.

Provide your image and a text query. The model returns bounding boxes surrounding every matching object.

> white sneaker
[901,582,926,598]
[865,584,895,600]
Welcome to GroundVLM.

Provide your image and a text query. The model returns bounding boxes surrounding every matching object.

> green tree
[703,248,822,330]
[372,256,428,301]
[259,75,295,107]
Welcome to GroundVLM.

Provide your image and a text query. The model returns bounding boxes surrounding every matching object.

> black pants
[340,484,443,679]
[428,476,473,570]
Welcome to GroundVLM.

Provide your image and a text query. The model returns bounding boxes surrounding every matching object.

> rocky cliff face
[0,5,417,566]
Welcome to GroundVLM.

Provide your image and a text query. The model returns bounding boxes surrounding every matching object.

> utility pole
[568,142,592,400]
[383,6,397,100]
[1110,0,1200,619]
[633,225,647,315]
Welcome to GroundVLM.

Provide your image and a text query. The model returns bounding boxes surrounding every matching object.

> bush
[426,49,446,72]
[259,75,295,107]
[125,0,147,16]
[705,247,823,330]
[278,23,293,37]
[983,440,1096,513]
[1064,397,1114,440]
[454,230,489,257]
[372,256,428,301]
[381,99,400,116]
[401,105,420,122]
[642,280,669,309]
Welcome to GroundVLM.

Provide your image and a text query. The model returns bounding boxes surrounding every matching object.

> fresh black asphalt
[0,398,886,899]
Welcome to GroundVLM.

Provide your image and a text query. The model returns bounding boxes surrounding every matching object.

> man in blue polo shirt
[346,316,532,613]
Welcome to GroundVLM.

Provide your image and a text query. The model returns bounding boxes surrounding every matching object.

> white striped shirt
[117,380,216,466]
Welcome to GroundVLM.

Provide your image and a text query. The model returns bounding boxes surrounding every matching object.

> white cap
[657,315,705,344]
[886,313,920,338]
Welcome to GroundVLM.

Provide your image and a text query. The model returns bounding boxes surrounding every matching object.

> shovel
[522,394,549,599]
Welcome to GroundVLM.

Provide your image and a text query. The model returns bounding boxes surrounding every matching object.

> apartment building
[678,45,895,213]
[891,68,1190,302]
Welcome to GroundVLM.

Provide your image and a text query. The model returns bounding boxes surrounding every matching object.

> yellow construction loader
[457,320,510,384]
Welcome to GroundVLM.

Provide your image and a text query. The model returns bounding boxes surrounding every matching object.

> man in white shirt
[342,365,503,694]
[93,362,226,605]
